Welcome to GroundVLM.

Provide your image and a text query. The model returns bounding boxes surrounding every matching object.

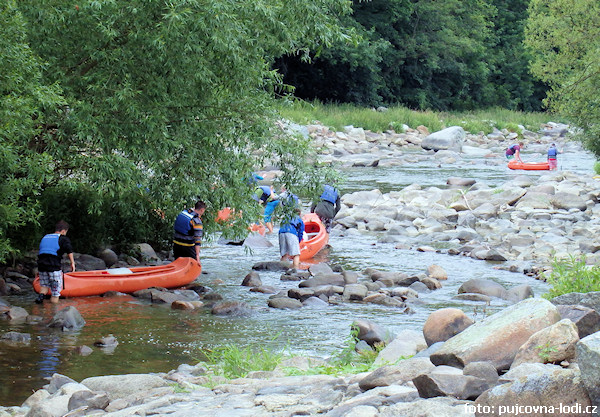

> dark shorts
[173,243,196,260]
[39,270,63,297]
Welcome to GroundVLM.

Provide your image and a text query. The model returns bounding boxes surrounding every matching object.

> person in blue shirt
[252,185,280,234]
[311,184,341,233]
[279,208,305,270]
[36,220,75,304]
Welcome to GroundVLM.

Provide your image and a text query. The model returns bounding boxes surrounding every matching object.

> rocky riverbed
[2,121,600,416]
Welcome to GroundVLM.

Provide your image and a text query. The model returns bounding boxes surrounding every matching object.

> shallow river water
[0,145,596,406]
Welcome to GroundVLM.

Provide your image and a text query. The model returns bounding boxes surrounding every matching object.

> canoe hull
[33,257,201,297]
[508,161,550,170]
[299,213,329,261]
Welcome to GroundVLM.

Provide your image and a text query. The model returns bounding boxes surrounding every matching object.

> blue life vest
[39,233,60,256]
[174,210,194,235]
[548,147,558,158]
[320,185,338,204]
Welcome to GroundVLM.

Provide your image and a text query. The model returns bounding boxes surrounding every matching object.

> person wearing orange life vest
[36,220,75,304]
[173,200,206,263]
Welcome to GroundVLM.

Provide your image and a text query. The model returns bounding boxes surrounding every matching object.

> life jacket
[174,210,195,235]
[39,233,60,256]
[506,145,518,155]
[548,147,558,158]
[320,185,338,204]
[257,185,271,202]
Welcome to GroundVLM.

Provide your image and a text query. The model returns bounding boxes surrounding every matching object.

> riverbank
[2,120,600,415]
[2,293,599,416]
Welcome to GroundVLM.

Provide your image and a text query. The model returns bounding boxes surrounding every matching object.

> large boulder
[474,366,592,417]
[421,126,465,152]
[73,254,107,271]
[358,357,435,391]
[423,308,474,347]
[430,298,561,370]
[511,319,579,368]
[557,305,600,338]
[457,279,508,299]
[81,374,169,400]
[47,306,86,331]
[352,319,395,347]
[413,366,491,400]
[551,291,600,314]
[577,332,600,409]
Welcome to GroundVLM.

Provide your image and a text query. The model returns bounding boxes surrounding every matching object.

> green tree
[525,0,600,155]
[2,0,351,259]
[0,1,64,262]
[486,0,546,111]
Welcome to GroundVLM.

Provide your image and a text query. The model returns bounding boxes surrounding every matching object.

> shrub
[542,256,600,299]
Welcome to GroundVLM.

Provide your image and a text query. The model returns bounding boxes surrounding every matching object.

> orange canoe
[33,257,201,297]
[508,160,549,170]
[299,213,329,261]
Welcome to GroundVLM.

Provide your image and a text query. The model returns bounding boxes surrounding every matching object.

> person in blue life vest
[252,185,280,234]
[311,184,341,233]
[173,200,206,263]
[279,207,305,270]
[547,143,562,170]
[505,142,524,163]
[36,220,75,304]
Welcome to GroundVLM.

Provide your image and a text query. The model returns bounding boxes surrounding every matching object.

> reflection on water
[0,145,594,406]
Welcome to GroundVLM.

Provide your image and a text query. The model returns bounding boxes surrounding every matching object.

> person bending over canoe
[311,184,341,233]
[36,220,75,304]
[279,208,305,271]
[252,185,280,234]
[505,142,524,163]
[173,200,206,263]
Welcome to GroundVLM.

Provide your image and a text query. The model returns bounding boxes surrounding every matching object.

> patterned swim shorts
[38,270,63,297]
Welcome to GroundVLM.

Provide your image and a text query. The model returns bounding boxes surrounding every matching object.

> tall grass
[276,100,567,135]
[201,344,286,379]
[542,256,600,299]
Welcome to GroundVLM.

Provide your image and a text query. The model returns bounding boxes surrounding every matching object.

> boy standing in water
[279,207,305,270]
[36,220,75,304]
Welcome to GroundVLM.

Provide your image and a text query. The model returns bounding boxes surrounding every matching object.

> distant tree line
[274,0,547,111]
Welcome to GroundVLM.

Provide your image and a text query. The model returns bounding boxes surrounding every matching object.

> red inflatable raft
[508,160,550,170]
[299,213,329,261]
[33,257,201,297]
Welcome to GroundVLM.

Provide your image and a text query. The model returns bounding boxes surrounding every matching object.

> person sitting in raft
[547,143,562,171]
[252,185,280,234]
[311,184,341,233]
[505,142,524,163]
[279,207,305,271]
[173,200,206,263]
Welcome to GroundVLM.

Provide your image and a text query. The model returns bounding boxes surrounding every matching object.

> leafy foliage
[0,1,64,262]
[525,0,600,156]
[274,0,545,111]
[201,343,286,379]
[1,0,352,259]
[542,256,600,299]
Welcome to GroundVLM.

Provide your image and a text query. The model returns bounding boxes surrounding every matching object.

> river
[0,144,595,406]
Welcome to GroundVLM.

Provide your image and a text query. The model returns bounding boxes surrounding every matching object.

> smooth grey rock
[47,306,86,331]
[577,332,600,409]
[267,297,303,310]
[241,271,262,287]
[431,298,561,370]
[81,374,170,400]
[557,304,600,338]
